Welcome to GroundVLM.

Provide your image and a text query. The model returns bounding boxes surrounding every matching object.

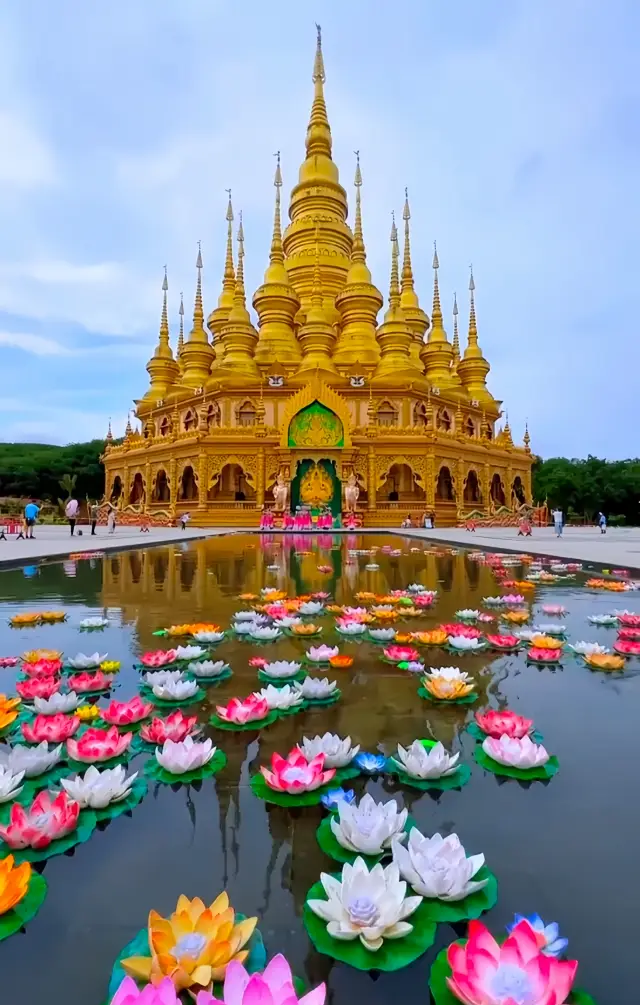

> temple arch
[463,469,481,504]
[287,400,344,447]
[490,472,506,507]
[184,409,197,432]
[413,402,428,427]
[437,408,452,432]
[159,416,171,437]
[377,462,426,503]
[152,469,170,503]
[465,417,476,437]
[129,472,145,505]
[179,464,198,501]
[377,401,398,427]
[436,465,455,501]
[110,475,123,503]
[512,475,526,505]
[206,402,221,428]
[208,463,256,501]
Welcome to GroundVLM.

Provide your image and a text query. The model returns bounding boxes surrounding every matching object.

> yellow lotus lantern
[22,649,62,664]
[502,611,530,625]
[411,630,449,646]
[0,695,21,732]
[355,591,375,601]
[122,893,257,991]
[39,611,66,623]
[0,855,31,916]
[584,653,625,671]
[10,614,41,627]
[100,661,121,674]
[530,635,564,650]
[422,676,475,700]
[76,704,100,722]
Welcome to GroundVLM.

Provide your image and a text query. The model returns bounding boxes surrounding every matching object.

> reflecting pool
[0,533,636,1004]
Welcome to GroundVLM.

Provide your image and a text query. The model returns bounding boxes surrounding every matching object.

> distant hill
[0,440,108,502]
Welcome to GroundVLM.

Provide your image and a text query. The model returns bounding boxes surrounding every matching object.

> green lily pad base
[466,722,544,744]
[17,763,71,803]
[251,773,338,807]
[386,761,472,791]
[0,871,47,942]
[315,815,391,867]
[301,692,341,707]
[417,866,497,922]
[92,777,149,822]
[1,709,34,739]
[187,668,233,684]
[474,746,559,781]
[148,688,205,708]
[144,749,227,786]
[209,709,279,731]
[0,808,97,863]
[257,670,306,685]
[106,917,266,1004]
[304,880,436,971]
[417,686,477,705]
[428,945,597,1005]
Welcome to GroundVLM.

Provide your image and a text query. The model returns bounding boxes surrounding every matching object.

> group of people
[259,506,339,531]
[400,512,437,529]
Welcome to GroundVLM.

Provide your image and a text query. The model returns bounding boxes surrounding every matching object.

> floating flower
[22,713,79,743]
[0,657,19,668]
[481,597,505,607]
[140,650,178,669]
[196,954,326,1005]
[0,741,62,778]
[411,630,448,646]
[336,621,366,636]
[413,593,436,607]
[306,857,422,952]
[39,611,66,623]
[188,660,230,678]
[67,671,110,693]
[0,853,31,913]
[482,734,549,769]
[155,736,216,775]
[216,695,269,725]
[76,704,100,722]
[234,611,265,623]
[248,657,268,668]
[368,628,396,642]
[255,684,304,711]
[440,625,482,639]
[328,655,353,669]
[0,766,25,803]
[392,740,460,780]
[121,893,257,991]
[455,609,480,621]
[299,601,324,616]
[444,919,577,1005]
[67,652,108,670]
[613,639,640,656]
[383,645,420,663]
[393,829,488,901]
[295,677,338,700]
[174,645,206,661]
[307,645,339,663]
[567,641,609,656]
[101,660,121,673]
[260,660,302,680]
[474,709,533,739]
[501,610,530,625]
[587,614,618,626]
[331,793,407,857]
[142,670,186,688]
[422,677,475,701]
[101,697,154,726]
[403,660,426,674]
[234,622,257,636]
[22,650,62,664]
[506,913,568,958]
[193,631,226,644]
[261,748,335,794]
[249,626,281,642]
[423,667,472,684]
[272,616,301,629]
[502,594,527,605]
[618,613,640,627]
[0,694,20,724]
[486,634,520,649]
[22,659,63,678]
[61,764,138,809]
[67,725,132,763]
[527,647,562,663]
[11,613,42,627]
[152,679,199,702]
[0,791,79,850]
[79,617,109,629]
[447,636,485,653]
[354,752,386,774]
[321,788,356,811]
[584,652,625,671]
[300,733,359,768]
[532,624,566,637]
[290,623,322,637]
[617,627,640,641]
[541,605,566,616]
[140,710,199,745]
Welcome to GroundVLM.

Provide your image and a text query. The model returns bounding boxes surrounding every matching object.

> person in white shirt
[552,508,563,537]
[65,498,79,536]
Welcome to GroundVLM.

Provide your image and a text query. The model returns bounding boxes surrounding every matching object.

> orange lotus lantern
[290,623,321,636]
[502,611,530,625]
[39,611,66,623]
[355,592,375,601]
[530,635,564,649]
[584,653,625,671]
[411,629,448,646]
[394,633,412,644]
[10,614,41,627]
[326,605,344,614]
[239,593,258,600]
[329,654,353,669]
[22,649,63,664]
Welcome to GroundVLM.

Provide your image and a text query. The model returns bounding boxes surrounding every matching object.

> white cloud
[0,110,56,190]
[0,331,69,355]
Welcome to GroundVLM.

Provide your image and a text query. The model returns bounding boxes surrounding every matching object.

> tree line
[0,441,638,525]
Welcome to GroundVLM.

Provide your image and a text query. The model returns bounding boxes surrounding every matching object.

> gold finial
[222,189,235,296]
[234,212,246,302]
[268,153,285,268]
[401,187,415,294]
[177,291,184,357]
[306,24,332,158]
[159,265,170,350]
[452,292,460,362]
[524,421,530,449]
[106,417,113,442]
[351,150,366,265]
[431,240,442,324]
[125,411,132,435]
[468,263,478,346]
[192,242,204,329]
[389,211,401,309]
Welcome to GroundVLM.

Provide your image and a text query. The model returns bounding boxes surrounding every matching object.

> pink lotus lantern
[263,604,287,618]
[0,791,80,850]
[140,649,178,668]
[67,725,132,763]
[413,594,434,608]
[614,639,640,656]
[474,709,533,739]
[22,659,63,678]
[260,748,335,794]
[22,713,80,743]
[618,627,640,641]
[216,695,270,725]
[16,676,60,700]
[445,919,577,1005]
[541,604,566,616]
[439,624,483,639]
[486,634,520,650]
[67,671,110,693]
[618,614,640,628]
[101,697,153,727]
[139,710,199,745]
[248,657,268,668]
[383,645,421,663]
[0,657,19,668]
[527,647,562,663]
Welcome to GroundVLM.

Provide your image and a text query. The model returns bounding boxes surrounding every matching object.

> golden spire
[144,267,179,400]
[159,266,170,354]
[222,189,235,296]
[419,241,455,386]
[294,222,339,377]
[387,211,401,314]
[207,191,235,356]
[431,241,443,327]
[457,264,493,401]
[106,418,113,442]
[181,243,215,387]
[306,24,332,160]
[177,291,185,370]
[269,152,284,268]
[452,292,460,363]
[334,152,383,366]
[373,213,416,383]
[125,412,132,436]
[468,265,478,348]
[400,188,428,371]
[524,421,531,451]
[218,213,260,379]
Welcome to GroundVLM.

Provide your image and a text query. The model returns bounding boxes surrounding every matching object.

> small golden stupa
[103,27,532,527]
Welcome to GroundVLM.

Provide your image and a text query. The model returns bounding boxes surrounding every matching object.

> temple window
[153,469,170,503]
[436,465,455,501]
[110,476,122,503]
[437,409,451,432]
[377,401,398,427]
[129,472,145,505]
[160,417,170,437]
[184,410,197,432]
[207,403,221,428]
[237,401,257,427]
[464,470,481,503]
[512,476,526,505]
[490,473,506,507]
[180,465,198,501]
[465,417,475,437]
[413,402,428,427]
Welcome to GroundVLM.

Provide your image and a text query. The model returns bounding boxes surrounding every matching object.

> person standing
[89,501,99,536]
[552,508,563,537]
[107,504,116,535]
[24,499,39,539]
[65,497,79,536]
[598,511,607,534]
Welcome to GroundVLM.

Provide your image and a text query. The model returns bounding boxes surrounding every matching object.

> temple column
[123,464,129,510]
[257,448,265,507]
[524,467,532,503]
[144,461,151,512]
[197,451,207,512]
[507,463,514,509]
[168,458,177,518]
[457,457,465,521]
[368,446,376,511]
[426,452,435,509]
[482,462,490,514]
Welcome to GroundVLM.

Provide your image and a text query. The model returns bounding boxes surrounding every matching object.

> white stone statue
[344,471,360,512]
[273,471,289,511]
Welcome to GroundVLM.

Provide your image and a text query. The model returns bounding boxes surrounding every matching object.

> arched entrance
[512,476,526,505]
[179,465,198,501]
[464,470,481,504]
[436,466,455,501]
[208,463,256,502]
[129,472,144,505]
[377,463,425,505]
[153,469,170,503]
[490,473,506,507]
[291,459,341,516]
[110,476,122,504]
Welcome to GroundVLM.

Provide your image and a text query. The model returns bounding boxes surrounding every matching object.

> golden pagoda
[103,27,532,527]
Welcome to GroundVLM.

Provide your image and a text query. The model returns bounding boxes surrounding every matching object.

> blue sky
[0,0,637,458]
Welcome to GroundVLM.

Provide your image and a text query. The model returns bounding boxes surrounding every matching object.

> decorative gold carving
[278,375,352,448]
[300,462,334,507]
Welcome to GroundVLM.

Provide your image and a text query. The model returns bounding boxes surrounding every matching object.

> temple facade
[103,28,533,528]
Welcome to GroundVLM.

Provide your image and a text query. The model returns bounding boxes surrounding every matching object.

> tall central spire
[400,188,428,373]
[181,244,214,387]
[208,191,235,368]
[420,241,455,386]
[283,26,351,312]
